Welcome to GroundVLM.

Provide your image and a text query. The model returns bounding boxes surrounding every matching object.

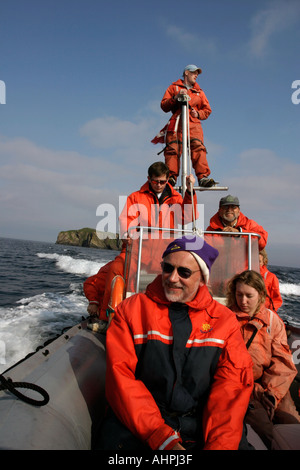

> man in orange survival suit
[154,64,216,188]
[204,194,268,297]
[96,235,253,450]
[83,161,197,322]
[206,195,268,250]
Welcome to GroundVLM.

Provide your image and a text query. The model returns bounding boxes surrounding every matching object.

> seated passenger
[206,195,268,250]
[259,249,283,313]
[83,161,197,323]
[226,270,300,449]
[83,260,114,318]
[95,235,254,450]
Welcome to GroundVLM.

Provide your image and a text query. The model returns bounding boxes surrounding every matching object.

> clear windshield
[125,227,260,301]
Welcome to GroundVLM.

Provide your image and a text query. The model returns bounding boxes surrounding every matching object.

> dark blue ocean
[0,237,300,373]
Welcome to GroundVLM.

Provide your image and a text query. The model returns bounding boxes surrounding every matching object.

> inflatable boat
[0,96,299,450]
[0,229,299,450]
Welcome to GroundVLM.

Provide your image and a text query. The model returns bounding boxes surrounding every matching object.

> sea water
[0,237,299,373]
[0,237,117,372]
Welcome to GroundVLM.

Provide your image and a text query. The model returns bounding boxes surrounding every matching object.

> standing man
[154,64,215,188]
[97,235,253,450]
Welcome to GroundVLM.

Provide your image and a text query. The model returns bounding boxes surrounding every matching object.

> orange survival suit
[235,306,299,427]
[159,79,212,180]
[207,210,268,251]
[84,181,197,320]
[102,275,253,450]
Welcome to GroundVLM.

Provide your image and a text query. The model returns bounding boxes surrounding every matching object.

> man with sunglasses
[84,161,197,323]
[97,235,254,451]
[119,161,197,238]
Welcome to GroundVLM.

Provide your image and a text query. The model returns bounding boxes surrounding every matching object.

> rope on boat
[0,374,49,406]
[0,319,89,407]
[0,318,91,408]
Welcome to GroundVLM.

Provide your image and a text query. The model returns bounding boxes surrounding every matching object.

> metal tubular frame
[127,226,260,293]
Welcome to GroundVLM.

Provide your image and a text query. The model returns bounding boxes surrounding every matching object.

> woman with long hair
[226,270,299,448]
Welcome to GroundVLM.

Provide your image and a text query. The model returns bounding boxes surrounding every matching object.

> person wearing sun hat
[97,235,254,452]
[152,64,216,188]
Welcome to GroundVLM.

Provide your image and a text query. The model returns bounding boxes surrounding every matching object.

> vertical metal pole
[135,227,144,292]
[181,100,188,197]
[248,234,252,269]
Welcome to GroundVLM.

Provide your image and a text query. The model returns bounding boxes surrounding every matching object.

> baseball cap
[219,195,240,207]
[183,64,202,74]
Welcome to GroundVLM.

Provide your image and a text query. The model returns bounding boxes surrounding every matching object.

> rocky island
[56,227,122,250]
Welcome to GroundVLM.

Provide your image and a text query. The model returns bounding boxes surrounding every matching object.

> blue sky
[1,0,299,267]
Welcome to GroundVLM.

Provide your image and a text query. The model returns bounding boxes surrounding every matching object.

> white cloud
[248,1,300,57]
[164,23,217,55]
[0,134,133,240]
[0,114,163,242]
[79,116,154,149]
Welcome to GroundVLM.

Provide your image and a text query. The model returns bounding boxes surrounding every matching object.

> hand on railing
[221,226,240,233]
[175,89,191,102]
[186,174,195,192]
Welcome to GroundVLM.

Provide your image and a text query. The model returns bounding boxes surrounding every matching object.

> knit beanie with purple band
[162,235,219,284]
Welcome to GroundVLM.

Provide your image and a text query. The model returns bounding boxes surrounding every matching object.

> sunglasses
[161,262,200,279]
[150,179,168,185]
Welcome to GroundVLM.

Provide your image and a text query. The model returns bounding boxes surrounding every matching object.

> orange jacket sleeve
[268,275,283,311]
[83,273,103,304]
[161,83,181,114]
[241,216,268,250]
[83,261,113,304]
[203,321,253,450]
[254,314,297,405]
[261,267,283,312]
